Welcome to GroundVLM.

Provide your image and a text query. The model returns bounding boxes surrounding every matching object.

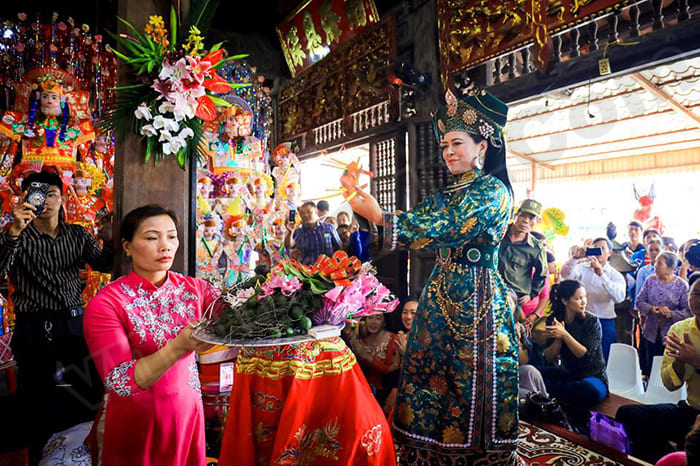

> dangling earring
[475,150,485,169]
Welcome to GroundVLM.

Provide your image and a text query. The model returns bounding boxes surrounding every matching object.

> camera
[288,209,296,223]
[25,182,50,216]
[585,247,603,257]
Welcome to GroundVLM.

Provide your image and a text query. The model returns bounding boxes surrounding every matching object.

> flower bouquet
[103,5,248,168]
[196,251,399,345]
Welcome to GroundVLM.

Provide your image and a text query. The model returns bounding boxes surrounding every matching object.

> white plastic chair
[606,343,644,401]
[638,355,687,405]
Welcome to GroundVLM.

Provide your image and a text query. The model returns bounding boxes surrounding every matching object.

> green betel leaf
[308,278,332,295]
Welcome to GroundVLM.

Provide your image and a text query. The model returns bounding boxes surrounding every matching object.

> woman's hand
[544,318,568,340]
[340,170,359,192]
[397,331,408,354]
[171,324,215,354]
[657,306,673,318]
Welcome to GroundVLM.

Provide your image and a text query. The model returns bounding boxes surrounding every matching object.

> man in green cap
[499,199,548,331]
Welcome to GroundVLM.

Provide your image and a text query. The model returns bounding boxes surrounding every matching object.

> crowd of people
[3,89,700,466]
[299,190,700,465]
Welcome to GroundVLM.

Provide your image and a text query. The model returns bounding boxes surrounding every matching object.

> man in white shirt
[561,237,626,361]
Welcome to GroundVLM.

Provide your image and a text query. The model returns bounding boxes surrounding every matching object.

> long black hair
[470,134,512,195]
[549,279,584,323]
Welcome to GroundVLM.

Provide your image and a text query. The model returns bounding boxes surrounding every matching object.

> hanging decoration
[632,183,664,234]
[536,207,570,241]
[102,8,249,168]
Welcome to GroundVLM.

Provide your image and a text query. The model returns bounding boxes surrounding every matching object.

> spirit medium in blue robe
[385,90,520,465]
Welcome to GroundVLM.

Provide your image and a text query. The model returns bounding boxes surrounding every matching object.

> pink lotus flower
[259,275,302,298]
[313,272,399,325]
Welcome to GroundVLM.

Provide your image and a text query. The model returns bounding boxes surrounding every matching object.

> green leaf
[211,54,249,70]
[176,149,187,169]
[145,137,153,162]
[143,33,157,54]
[170,7,178,47]
[106,30,145,56]
[208,95,231,107]
[209,42,224,53]
[308,278,332,295]
[116,16,147,45]
[110,84,149,91]
[111,49,132,63]
[186,0,220,36]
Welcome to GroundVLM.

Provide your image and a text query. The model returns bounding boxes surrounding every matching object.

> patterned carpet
[519,421,648,465]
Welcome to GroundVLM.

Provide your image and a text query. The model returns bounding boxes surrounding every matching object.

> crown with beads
[433,88,508,148]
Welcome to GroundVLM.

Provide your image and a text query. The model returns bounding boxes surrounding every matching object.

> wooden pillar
[531,163,537,193]
[113,0,192,277]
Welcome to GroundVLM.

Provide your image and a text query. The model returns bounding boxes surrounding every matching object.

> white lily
[163,135,186,155]
[170,136,187,152]
[152,115,167,130]
[162,141,174,155]
[158,101,175,115]
[140,124,157,137]
[158,130,172,142]
[179,127,194,140]
[163,118,179,133]
[134,104,152,121]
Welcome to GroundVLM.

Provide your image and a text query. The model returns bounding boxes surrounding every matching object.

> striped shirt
[0,222,112,314]
[293,221,341,265]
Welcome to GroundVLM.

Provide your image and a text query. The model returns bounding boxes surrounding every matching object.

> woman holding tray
[84,205,218,465]
[341,89,519,464]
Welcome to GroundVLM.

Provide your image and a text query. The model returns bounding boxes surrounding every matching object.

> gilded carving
[278,19,396,141]
[303,12,325,58]
[439,0,635,84]
[346,0,368,29]
[320,0,343,45]
[286,26,306,68]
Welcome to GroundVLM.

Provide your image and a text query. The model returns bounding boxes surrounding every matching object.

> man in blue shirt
[285,201,341,265]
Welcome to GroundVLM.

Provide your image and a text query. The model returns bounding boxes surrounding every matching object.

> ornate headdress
[433,89,508,148]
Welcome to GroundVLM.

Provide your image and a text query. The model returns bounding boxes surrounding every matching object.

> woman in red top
[84,205,217,465]
[350,313,400,400]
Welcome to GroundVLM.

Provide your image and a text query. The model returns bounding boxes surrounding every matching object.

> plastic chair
[638,355,687,405]
[606,343,644,401]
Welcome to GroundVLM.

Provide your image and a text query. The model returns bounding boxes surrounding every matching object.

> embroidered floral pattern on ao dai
[84,271,219,466]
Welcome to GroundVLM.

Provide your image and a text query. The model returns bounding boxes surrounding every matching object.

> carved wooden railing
[310,100,392,148]
[453,0,700,92]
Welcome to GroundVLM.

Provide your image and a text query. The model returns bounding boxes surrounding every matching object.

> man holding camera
[285,200,341,265]
[561,237,626,361]
[0,170,112,463]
